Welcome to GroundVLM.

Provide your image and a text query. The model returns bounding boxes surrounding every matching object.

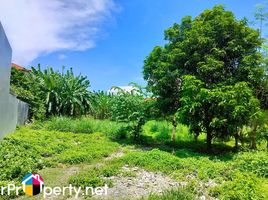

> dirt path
[98,165,180,200]
[17,149,126,200]
[17,148,182,200]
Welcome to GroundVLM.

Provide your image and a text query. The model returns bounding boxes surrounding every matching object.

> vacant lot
[0,117,267,200]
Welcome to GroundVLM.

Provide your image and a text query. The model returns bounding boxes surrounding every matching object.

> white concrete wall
[0,22,17,138]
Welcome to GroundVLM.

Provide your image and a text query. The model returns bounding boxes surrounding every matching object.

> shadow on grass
[36,117,236,161]
[111,134,235,161]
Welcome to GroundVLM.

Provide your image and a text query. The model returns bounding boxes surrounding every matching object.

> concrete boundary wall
[0,22,28,138]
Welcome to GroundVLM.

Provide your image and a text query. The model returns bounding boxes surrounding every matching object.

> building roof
[108,86,139,95]
[11,63,30,72]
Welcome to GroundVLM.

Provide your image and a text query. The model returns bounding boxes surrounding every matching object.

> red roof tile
[11,63,30,72]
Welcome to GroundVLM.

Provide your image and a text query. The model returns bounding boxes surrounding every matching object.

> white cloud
[58,54,67,60]
[0,0,116,65]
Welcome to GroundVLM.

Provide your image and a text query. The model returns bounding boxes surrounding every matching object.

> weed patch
[0,126,119,183]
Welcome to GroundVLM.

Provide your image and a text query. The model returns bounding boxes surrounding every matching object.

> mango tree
[178,76,260,149]
[143,5,265,149]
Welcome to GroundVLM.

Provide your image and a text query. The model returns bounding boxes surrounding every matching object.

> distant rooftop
[108,86,138,95]
[11,63,30,72]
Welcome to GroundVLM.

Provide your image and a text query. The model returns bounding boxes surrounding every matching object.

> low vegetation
[0,118,267,199]
[0,124,120,186]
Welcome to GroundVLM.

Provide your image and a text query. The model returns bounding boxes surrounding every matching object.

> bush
[37,117,128,140]
[10,67,46,120]
[109,91,145,122]
[89,87,160,122]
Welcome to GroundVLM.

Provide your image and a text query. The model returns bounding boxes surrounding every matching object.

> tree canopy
[143,5,265,149]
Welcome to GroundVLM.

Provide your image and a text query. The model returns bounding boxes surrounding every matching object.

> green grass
[144,188,194,200]
[35,118,194,144]
[33,117,128,140]
[70,148,268,200]
[0,126,119,185]
[142,120,192,144]
[1,117,267,199]
[69,165,116,188]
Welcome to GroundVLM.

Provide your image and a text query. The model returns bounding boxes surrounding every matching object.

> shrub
[89,86,160,122]
[110,90,145,122]
[10,67,46,120]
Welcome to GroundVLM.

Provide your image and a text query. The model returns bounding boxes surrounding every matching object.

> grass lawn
[0,117,267,199]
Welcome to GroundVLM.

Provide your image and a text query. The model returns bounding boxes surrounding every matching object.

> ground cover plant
[69,142,268,199]
[0,117,267,199]
[43,117,268,199]
[3,3,268,200]
[0,125,120,197]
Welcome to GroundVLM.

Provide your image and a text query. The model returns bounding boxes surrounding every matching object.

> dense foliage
[86,87,162,140]
[11,65,91,119]
[144,5,267,149]
[89,88,145,122]
[11,67,46,119]
[11,67,158,126]
[31,66,91,117]
[179,76,261,149]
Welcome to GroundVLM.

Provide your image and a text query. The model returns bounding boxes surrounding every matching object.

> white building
[108,86,139,95]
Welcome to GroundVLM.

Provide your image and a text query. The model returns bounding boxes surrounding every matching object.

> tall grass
[34,118,195,145]
[33,117,128,139]
[142,120,191,144]
[36,118,193,145]
[35,118,231,152]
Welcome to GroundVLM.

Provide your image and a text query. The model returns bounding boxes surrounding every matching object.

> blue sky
[0,0,265,91]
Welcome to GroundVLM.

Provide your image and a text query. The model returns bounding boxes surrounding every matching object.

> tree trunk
[172,117,177,143]
[250,124,257,150]
[240,134,245,147]
[239,130,244,147]
[207,130,212,151]
[266,137,268,151]
[234,133,239,150]
[194,134,198,142]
